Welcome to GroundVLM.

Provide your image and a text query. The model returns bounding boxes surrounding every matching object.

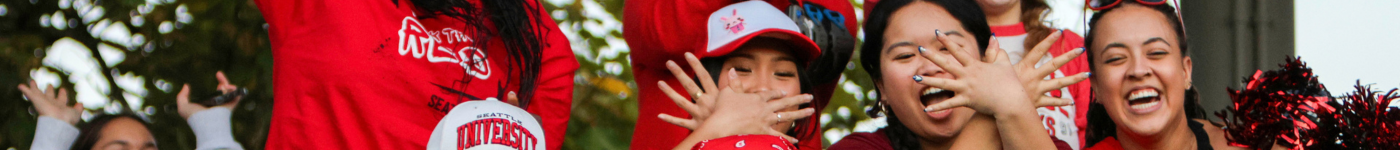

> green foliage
[0,0,272,149]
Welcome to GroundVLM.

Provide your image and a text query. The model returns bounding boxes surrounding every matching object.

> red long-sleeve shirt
[254,0,576,149]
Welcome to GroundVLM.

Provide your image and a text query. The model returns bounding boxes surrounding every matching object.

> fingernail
[806,94,814,99]
[918,46,926,53]
[935,29,941,37]
[1077,48,1086,54]
[912,75,923,82]
[924,108,934,112]
[1086,72,1093,77]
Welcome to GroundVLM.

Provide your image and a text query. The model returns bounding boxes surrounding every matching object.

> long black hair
[407,0,549,106]
[71,114,154,150]
[860,0,991,149]
[1081,1,1209,147]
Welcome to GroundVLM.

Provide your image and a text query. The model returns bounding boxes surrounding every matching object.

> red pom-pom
[1217,57,1400,150]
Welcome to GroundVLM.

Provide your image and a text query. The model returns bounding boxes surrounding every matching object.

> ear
[1182,56,1193,87]
[872,80,886,101]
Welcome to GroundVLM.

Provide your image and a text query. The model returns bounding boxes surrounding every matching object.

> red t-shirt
[254,0,576,149]
[623,0,858,149]
[829,130,894,150]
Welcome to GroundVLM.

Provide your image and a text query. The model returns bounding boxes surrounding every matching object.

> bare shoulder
[1192,119,1250,150]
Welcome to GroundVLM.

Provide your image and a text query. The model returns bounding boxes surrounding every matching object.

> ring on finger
[777,114,783,120]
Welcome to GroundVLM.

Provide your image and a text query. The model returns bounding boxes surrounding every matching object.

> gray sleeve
[187,107,245,150]
[31,116,79,150]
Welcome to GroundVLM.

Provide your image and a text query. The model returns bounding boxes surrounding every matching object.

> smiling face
[1088,3,1193,137]
[714,38,804,132]
[875,1,983,139]
[92,117,157,150]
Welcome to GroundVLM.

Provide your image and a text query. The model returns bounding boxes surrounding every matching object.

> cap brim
[702,29,822,63]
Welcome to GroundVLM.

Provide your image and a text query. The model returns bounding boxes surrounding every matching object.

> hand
[916,31,1034,115]
[698,77,814,143]
[18,80,82,125]
[178,71,241,119]
[656,52,722,129]
[1012,30,1090,107]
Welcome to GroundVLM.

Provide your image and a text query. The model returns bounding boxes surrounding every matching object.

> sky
[1296,0,1400,96]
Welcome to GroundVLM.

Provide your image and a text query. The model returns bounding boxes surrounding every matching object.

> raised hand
[915,30,1033,115]
[18,80,82,125]
[656,52,722,129]
[1013,30,1090,107]
[178,71,242,119]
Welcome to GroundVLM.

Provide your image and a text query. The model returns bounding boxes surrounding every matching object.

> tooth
[923,88,944,96]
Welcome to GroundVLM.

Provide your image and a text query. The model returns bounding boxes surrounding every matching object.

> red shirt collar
[990,22,1027,36]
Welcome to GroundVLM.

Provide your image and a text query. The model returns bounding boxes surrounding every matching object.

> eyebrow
[943,30,965,38]
[1143,37,1170,46]
[102,141,129,148]
[885,42,916,53]
[1102,42,1128,51]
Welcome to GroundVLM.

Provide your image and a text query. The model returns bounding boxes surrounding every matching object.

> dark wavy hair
[860,0,991,149]
[1082,1,1208,147]
[406,0,549,106]
[71,114,154,150]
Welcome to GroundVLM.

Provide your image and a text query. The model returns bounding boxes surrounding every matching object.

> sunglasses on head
[1087,0,1168,10]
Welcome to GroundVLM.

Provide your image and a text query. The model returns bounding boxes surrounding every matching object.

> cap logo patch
[721,9,746,34]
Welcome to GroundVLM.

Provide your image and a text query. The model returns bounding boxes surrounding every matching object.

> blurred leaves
[1,0,272,149]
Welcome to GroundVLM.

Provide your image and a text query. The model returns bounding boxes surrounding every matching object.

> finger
[1036,96,1075,107]
[177,84,192,105]
[935,30,979,66]
[766,94,813,111]
[920,47,967,75]
[657,114,699,129]
[659,81,703,115]
[1021,30,1064,69]
[45,84,56,98]
[727,68,743,91]
[506,91,520,107]
[1038,72,1090,92]
[983,35,1002,63]
[666,60,704,97]
[216,71,235,92]
[755,90,789,101]
[923,96,970,112]
[17,83,35,100]
[913,76,969,91]
[57,88,69,104]
[1037,48,1085,77]
[685,52,718,94]
[773,108,816,122]
[765,129,801,143]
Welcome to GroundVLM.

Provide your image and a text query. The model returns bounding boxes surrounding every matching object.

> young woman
[832,0,1087,149]
[976,0,1092,148]
[19,72,244,150]
[649,1,825,149]
[1080,1,1245,149]
[623,0,858,149]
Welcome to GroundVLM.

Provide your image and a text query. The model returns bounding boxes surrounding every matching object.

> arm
[522,10,577,150]
[18,81,82,150]
[31,116,79,150]
[186,108,245,150]
[177,71,245,150]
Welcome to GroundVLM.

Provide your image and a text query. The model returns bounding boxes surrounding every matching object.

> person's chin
[1120,113,1174,136]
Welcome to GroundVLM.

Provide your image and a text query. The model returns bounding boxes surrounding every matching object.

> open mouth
[921,87,956,119]
[1124,88,1163,114]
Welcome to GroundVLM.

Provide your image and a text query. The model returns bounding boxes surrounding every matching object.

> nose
[743,72,773,93]
[916,52,945,78]
[1126,56,1153,80]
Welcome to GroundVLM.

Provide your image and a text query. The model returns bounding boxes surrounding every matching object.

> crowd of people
[13,0,1394,150]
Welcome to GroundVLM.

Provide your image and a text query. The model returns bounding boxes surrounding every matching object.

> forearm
[993,104,1056,150]
[187,107,245,150]
[31,116,79,150]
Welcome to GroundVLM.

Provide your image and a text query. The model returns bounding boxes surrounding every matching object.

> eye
[893,53,916,60]
[1104,56,1125,64]
[1147,50,1169,57]
[775,71,797,77]
[734,67,753,73]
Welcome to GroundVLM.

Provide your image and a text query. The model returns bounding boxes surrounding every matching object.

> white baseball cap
[702,0,821,60]
[427,98,545,150]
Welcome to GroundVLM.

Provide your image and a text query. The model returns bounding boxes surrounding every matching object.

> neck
[984,2,1022,26]
[1117,117,1197,150]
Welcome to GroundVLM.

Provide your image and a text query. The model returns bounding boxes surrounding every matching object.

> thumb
[506,91,520,107]
[177,84,191,105]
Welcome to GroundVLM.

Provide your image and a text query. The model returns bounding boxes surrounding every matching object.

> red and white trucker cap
[702,0,821,60]
[427,98,545,150]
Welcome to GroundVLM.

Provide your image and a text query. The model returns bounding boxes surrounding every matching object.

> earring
[865,100,887,118]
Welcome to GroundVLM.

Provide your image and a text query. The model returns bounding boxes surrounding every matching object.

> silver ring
[777,114,783,120]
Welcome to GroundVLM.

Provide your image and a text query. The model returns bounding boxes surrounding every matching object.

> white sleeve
[187,107,245,150]
[31,116,79,150]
